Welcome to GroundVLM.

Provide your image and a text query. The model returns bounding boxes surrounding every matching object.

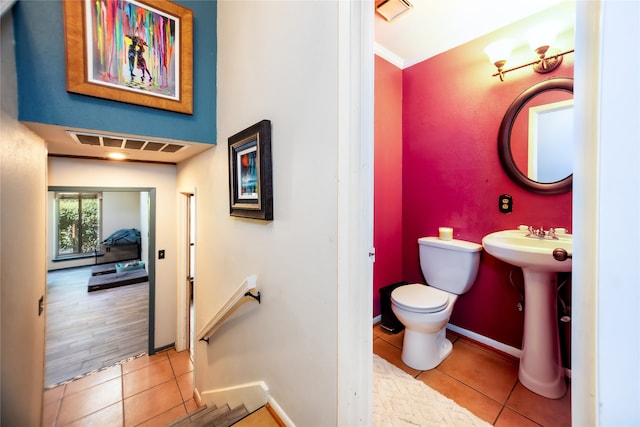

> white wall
[595,3,640,422]
[177,1,373,425]
[1,11,47,425]
[47,157,178,349]
[102,192,141,237]
[573,0,640,425]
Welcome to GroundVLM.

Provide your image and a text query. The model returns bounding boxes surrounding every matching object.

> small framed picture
[228,120,273,220]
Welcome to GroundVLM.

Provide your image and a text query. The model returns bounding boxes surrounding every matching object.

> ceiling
[374,0,570,69]
[38,0,570,164]
[29,122,213,164]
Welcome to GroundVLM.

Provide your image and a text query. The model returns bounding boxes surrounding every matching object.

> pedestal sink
[482,228,572,399]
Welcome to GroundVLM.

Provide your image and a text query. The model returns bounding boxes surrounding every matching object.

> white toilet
[391,237,482,370]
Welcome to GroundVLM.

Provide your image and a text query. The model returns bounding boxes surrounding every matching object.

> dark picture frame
[228,120,273,220]
[63,0,193,114]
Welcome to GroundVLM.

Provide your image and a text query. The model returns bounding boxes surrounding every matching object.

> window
[56,192,102,257]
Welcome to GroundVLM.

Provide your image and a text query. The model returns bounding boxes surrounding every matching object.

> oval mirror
[498,78,573,195]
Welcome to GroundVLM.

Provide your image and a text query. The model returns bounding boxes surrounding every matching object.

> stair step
[212,405,250,426]
[168,404,213,426]
[168,403,249,427]
[194,403,231,425]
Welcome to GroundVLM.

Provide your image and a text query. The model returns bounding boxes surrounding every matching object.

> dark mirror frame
[498,78,574,195]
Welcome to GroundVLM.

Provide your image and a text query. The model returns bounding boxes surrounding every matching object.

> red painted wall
[374,28,574,352]
[373,56,404,316]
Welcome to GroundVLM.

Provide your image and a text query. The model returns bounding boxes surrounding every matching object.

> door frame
[176,190,195,352]
[47,186,157,354]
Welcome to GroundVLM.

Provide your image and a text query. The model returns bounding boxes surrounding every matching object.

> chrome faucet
[526,226,558,239]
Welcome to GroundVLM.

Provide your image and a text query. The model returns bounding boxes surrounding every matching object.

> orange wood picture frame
[63,0,193,114]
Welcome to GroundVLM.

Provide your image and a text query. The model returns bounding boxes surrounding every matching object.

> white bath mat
[373,354,492,427]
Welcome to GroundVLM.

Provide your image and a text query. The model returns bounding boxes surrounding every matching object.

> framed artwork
[228,120,273,220]
[63,0,193,114]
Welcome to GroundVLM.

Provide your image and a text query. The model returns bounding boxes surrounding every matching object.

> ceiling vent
[376,0,413,22]
[67,131,188,154]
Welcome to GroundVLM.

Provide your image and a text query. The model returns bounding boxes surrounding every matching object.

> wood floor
[45,266,149,387]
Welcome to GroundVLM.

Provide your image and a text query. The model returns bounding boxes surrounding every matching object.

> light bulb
[528,22,561,54]
[484,40,514,66]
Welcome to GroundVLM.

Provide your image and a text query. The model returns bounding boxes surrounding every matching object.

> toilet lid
[391,284,449,313]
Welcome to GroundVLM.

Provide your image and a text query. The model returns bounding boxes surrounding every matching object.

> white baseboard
[446,324,573,378]
[199,381,269,414]
[197,381,296,426]
[445,323,522,359]
[374,314,521,359]
[193,387,203,407]
[267,395,296,426]
[376,318,573,378]
[196,319,569,424]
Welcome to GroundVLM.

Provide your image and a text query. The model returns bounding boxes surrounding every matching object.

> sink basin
[482,229,572,272]
[482,228,572,399]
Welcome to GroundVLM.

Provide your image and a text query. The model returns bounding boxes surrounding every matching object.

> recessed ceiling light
[108,152,126,160]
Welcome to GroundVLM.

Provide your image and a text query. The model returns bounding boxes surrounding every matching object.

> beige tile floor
[44,325,571,426]
[43,348,197,427]
[374,324,572,427]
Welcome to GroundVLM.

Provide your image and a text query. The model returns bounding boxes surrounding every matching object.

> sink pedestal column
[520,269,567,399]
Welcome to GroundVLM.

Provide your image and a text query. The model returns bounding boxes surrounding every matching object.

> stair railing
[197,274,261,344]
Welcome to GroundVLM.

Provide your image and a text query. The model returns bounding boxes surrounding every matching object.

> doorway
[177,191,196,355]
[44,186,156,386]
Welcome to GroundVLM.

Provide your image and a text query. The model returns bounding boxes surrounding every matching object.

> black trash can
[379,281,408,334]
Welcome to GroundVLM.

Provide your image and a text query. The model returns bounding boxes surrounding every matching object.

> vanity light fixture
[485,23,574,81]
[376,0,413,22]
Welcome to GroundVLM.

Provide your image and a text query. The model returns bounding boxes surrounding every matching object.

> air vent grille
[67,131,188,154]
[76,134,101,146]
[103,137,122,147]
[124,139,146,150]
[161,144,183,153]
[143,142,165,152]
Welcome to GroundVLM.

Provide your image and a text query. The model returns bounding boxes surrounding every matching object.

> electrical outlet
[158,249,165,259]
[499,194,513,213]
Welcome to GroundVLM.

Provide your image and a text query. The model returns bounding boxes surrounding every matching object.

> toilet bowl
[391,237,482,370]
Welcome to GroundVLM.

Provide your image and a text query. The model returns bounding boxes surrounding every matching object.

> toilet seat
[391,284,449,313]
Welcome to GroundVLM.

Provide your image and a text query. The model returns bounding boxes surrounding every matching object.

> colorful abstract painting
[237,145,259,200]
[85,0,180,100]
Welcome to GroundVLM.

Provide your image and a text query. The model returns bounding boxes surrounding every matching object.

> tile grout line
[54,386,64,427]
[433,366,506,407]
[491,378,519,426]
[120,364,126,427]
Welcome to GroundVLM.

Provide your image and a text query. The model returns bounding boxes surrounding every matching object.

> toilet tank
[418,237,482,295]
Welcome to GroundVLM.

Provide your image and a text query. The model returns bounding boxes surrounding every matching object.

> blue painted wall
[14,0,216,145]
